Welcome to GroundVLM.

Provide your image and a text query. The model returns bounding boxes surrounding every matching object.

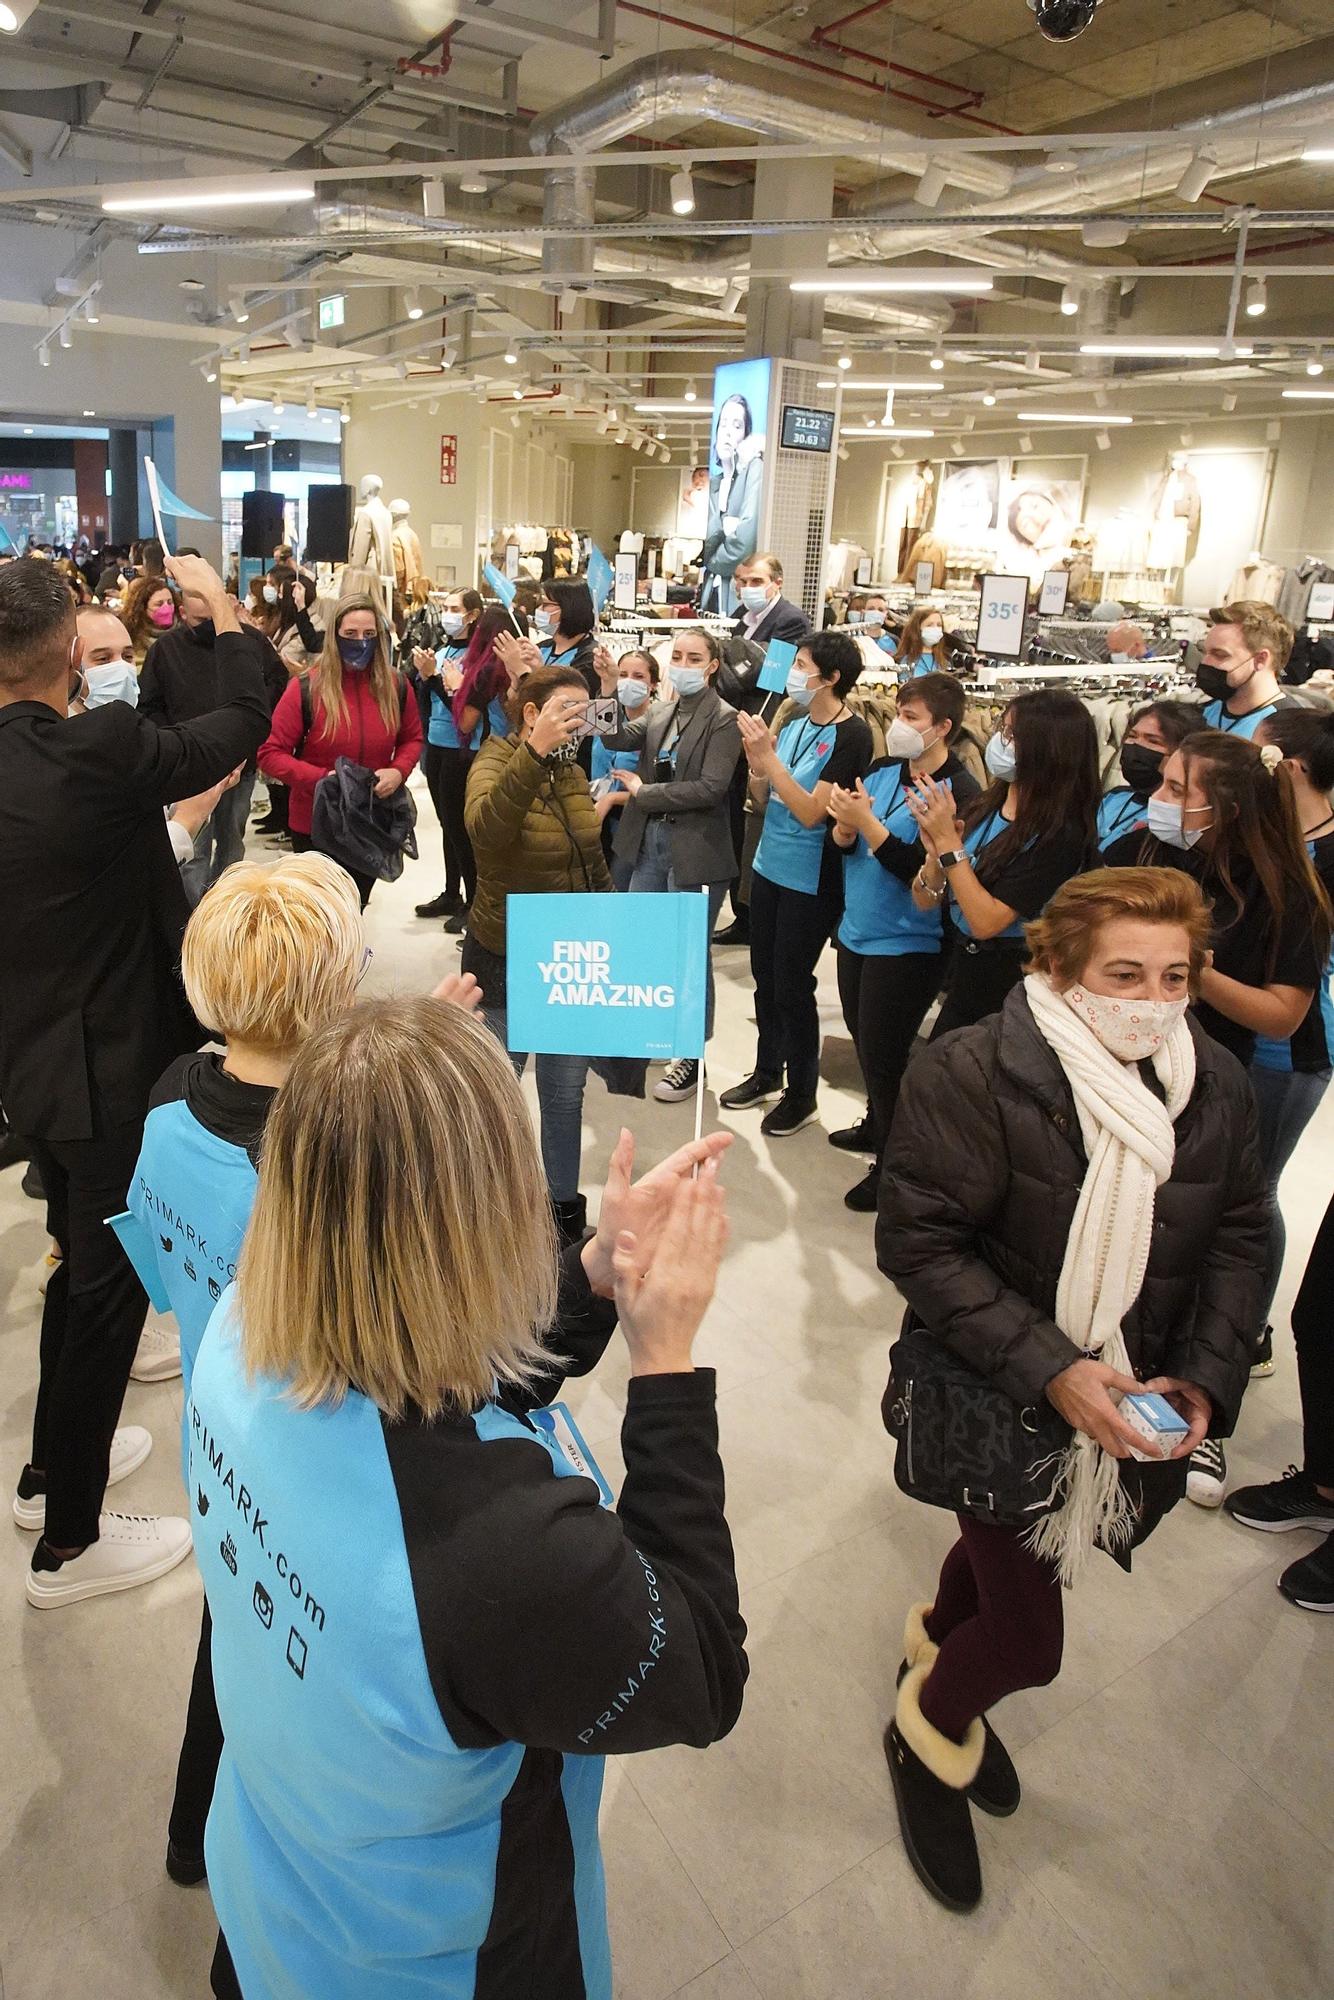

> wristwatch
[938,849,967,870]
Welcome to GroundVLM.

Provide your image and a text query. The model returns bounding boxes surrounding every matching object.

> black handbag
[881,1318,1072,1527]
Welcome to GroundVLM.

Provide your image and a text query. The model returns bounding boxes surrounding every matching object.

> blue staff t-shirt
[839,751,979,957]
[426,643,481,750]
[950,807,1089,943]
[1200,695,1290,740]
[1097,785,1149,852]
[754,711,873,896]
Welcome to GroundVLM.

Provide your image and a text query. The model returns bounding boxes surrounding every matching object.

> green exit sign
[318,293,346,331]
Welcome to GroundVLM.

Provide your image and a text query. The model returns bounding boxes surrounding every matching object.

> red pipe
[821,0,899,32]
[810,28,987,116]
[397,22,458,78]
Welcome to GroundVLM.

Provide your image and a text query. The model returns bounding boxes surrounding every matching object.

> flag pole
[692,886,708,1170]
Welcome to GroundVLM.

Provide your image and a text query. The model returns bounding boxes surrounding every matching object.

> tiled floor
[2,780,1332,1998]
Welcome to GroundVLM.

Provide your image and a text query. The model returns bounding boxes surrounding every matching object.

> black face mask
[1119,742,1164,797]
[1195,661,1243,703]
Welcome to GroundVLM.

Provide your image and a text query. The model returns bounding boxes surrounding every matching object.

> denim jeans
[460,934,590,1201]
[628,818,728,1042]
[179,769,257,907]
[1249,1060,1332,1331]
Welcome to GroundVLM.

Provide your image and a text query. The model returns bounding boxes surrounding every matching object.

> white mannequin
[349,473,395,593]
[389,497,424,595]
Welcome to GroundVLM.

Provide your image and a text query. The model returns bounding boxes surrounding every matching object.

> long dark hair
[965,688,1099,883]
[452,602,530,728]
[1181,729,1332,976]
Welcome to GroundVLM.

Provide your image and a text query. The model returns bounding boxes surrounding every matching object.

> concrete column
[744,155,833,360]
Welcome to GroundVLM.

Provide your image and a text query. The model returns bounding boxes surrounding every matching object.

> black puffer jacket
[877,984,1266,1436]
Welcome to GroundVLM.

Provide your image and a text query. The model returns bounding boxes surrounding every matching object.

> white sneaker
[654,1057,702,1104]
[12,1424,153,1531]
[130,1315,182,1383]
[26,1511,192,1608]
[1186,1436,1227,1509]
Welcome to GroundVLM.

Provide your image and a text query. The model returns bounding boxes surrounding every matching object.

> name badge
[529,1403,615,1508]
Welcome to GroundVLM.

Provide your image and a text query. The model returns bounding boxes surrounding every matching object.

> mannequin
[898,460,936,572]
[389,498,424,596]
[349,474,395,596]
[1147,450,1201,569]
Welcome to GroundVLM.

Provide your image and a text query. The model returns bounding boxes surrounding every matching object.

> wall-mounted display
[780,405,834,453]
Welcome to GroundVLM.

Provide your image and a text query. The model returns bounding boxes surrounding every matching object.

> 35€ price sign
[439,435,457,486]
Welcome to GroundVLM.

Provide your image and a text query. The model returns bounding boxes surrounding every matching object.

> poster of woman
[700,357,770,614]
[676,464,710,540]
[934,459,1002,543]
[997,469,1085,584]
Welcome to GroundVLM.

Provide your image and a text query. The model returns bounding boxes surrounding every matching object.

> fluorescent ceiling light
[791,275,992,295]
[634,401,703,412]
[1079,341,1248,358]
[1282,388,1334,400]
[102,178,315,213]
[840,425,934,438]
[1303,146,1334,162]
[1016,410,1133,424]
[816,378,940,391]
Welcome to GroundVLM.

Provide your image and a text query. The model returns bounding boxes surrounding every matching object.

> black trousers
[836,946,943,1161]
[749,870,841,1101]
[422,743,476,906]
[1290,1190,1334,1488]
[27,1120,148,1548]
[726,757,750,916]
[931,940,1028,1040]
[170,1600,223,1858]
[289,831,375,911]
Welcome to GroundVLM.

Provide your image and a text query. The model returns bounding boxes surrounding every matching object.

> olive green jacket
[465,733,612,954]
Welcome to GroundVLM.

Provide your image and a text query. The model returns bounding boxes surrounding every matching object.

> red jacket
[259,670,422,834]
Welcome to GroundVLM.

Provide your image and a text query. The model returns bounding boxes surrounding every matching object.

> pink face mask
[149,602,175,628]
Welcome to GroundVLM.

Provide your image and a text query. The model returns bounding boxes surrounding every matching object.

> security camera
[1027,0,1101,41]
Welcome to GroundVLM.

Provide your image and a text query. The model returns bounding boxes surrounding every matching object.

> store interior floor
[1,773,1332,2000]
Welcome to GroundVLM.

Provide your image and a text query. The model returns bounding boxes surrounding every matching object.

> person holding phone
[411,587,484,927]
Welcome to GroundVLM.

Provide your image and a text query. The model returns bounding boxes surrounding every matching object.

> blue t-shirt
[1201,697,1284,740]
[1097,786,1148,852]
[426,643,480,750]
[754,713,873,896]
[591,735,640,784]
[900,653,938,680]
[839,762,947,958]
[949,808,1088,944]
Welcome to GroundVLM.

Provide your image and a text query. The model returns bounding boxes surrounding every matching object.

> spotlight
[1031,0,1100,46]
[1096,429,1111,451]
[891,443,904,459]
[306,393,317,417]
[229,294,250,324]
[441,343,458,369]
[59,322,73,349]
[1175,148,1218,204]
[669,167,695,216]
[1059,282,1080,316]
[915,160,948,208]
[982,392,997,407]
[929,347,945,371]
[458,169,488,194]
[950,439,965,457]
[720,279,743,315]
[83,295,100,325]
[559,289,578,315]
[422,179,446,219]
[1307,353,1325,376]
[837,445,849,462]
[1245,277,1267,317]
[838,353,853,371]
[341,404,351,423]
[615,427,628,444]
[1179,428,1193,446]
[238,339,250,364]
[1019,432,1033,453]
[272,395,285,415]
[204,365,218,383]
[1025,347,1041,373]
[1222,391,1238,410]
[504,346,518,364]
[685,380,698,401]
[513,387,523,400]
[395,359,408,380]
[406,288,423,320]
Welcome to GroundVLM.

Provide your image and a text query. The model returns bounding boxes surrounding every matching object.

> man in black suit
[0,554,270,1608]
[717,551,812,944]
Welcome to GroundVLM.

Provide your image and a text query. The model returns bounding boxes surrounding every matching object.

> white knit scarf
[1021,973,1196,1585]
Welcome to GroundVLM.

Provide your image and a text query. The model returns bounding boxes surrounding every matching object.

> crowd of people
[0,532,1330,1988]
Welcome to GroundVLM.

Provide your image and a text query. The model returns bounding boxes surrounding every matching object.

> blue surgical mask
[786,666,816,708]
[985,732,1018,782]
[534,608,559,635]
[920,625,944,649]
[440,612,465,639]
[338,634,376,669]
[1147,796,1212,850]
[846,610,864,626]
[617,677,651,711]
[669,664,707,698]
[262,583,279,605]
[739,586,771,614]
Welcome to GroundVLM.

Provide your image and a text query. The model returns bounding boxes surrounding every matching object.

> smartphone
[577,697,619,741]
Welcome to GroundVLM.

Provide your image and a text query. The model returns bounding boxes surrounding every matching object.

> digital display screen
[780,405,834,453]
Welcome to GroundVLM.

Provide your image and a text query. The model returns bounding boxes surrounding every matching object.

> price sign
[504,542,520,579]
[1038,568,1070,616]
[439,435,457,486]
[976,573,1030,661]
[1308,582,1334,621]
[855,559,872,586]
[613,551,638,611]
[914,561,935,597]
[649,576,667,603]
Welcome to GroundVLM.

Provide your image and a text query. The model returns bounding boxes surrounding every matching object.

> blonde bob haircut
[181,853,364,1052]
[1025,866,1212,995]
[237,997,558,1419]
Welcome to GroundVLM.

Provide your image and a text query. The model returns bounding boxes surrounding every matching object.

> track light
[238,339,250,364]
[204,365,218,383]
[394,359,408,380]
[559,289,578,315]
[83,295,100,325]
[982,392,996,407]
[615,428,628,444]
[1059,282,1080,316]
[837,445,849,462]
[272,395,284,415]
[1096,430,1111,451]
[38,342,49,367]
[406,288,423,320]
[229,294,250,324]
[891,443,904,460]
[503,346,518,364]
[1025,347,1041,373]
[1222,390,1238,410]
[1307,353,1325,376]
[1094,386,1109,408]
[837,353,852,371]
[720,279,743,315]
[441,343,458,369]
[341,404,351,424]
[58,322,73,349]
[1179,428,1193,446]
[1175,148,1218,204]
[685,380,697,401]
[882,391,895,426]
[670,166,695,216]
[950,439,965,457]
[513,387,523,400]
[422,179,446,219]
[915,160,948,208]
[510,412,521,429]
[929,347,945,371]
[306,393,318,417]
[1245,277,1267,317]
[1019,432,1033,454]
[458,169,488,195]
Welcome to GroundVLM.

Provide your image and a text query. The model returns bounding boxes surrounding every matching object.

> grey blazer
[607,687,742,888]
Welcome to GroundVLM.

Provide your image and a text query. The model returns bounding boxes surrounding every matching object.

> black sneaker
[1278,1530,1334,1611]
[719,1070,782,1110]
[415,891,456,919]
[760,1093,819,1138]
[443,906,470,935]
[654,1057,702,1104]
[1225,1466,1334,1533]
[883,1722,982,1913]
[829,1114,874,1155]
[844,1166,880,1212]
[1251,1323,1276,1378]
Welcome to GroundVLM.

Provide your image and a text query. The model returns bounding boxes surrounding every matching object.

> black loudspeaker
[304,483,355,563]
[241,488,286,559]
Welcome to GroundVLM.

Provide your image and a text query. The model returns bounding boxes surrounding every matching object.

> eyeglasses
[357,946,374,985]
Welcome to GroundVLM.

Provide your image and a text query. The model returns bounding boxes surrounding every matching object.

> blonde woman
[258,594,422,905]
[190,996,746,2000]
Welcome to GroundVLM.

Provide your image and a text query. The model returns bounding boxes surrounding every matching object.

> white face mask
[1146,796,1211,850]
[262,584,279,605]
[617,676,651,710]
[534,608,559,635]
[885,716,937,762]
[985,732,1017,783]
[440,612,465,638]
[920,625,944,648]
[846,610,864,625]
[1062,984,1189,1062]
[669,664,708,697]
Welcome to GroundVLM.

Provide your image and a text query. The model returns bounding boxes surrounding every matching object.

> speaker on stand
[240,488,286,560]
[304,483,355,565]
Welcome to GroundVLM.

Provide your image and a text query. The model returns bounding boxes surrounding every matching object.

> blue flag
[757,636,798,695]
[506,892,709,1060]
[483,562,516,606]
[587,545,614,615]
[154,473,218,523]
[106,1210,173,1313]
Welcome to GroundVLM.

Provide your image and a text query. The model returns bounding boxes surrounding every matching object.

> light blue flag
[506,891,709,1060]
[757,636,798,694]
[153,474,218,523]
[106,1211,173,1313]
[483,562,516,606]
[587,545,614,615]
